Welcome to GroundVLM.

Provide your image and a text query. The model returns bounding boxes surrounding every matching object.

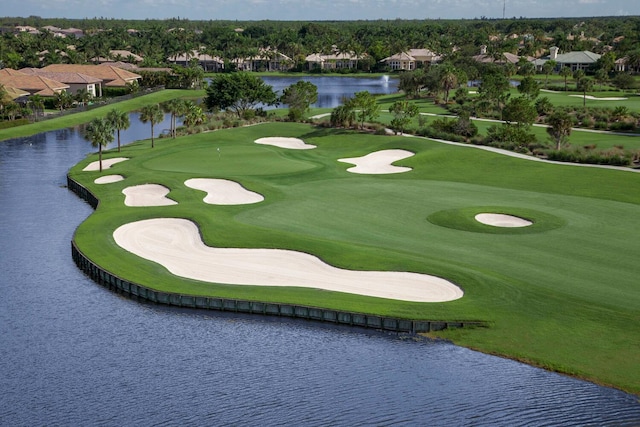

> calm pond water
[1,78,639,426]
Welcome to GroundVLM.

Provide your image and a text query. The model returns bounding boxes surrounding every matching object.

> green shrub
[0,118,30,129]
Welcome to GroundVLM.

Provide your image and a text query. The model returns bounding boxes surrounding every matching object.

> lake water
[1,78,639,426]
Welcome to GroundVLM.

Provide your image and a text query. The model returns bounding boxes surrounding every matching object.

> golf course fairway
[69,122,640,394]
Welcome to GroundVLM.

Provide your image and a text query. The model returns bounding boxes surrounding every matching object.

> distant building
[380,49,441,71]
[167,50,224,72]
[532,47,601,72]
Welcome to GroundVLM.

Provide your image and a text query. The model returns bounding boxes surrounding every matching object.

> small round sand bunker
[475,213,532,228]
[255,137,316,150]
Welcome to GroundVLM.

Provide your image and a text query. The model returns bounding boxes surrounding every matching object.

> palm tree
[106,109,130,152]
[75,88,91,107]
[183,101,207,127]
[546,111,573,150]
[161,98,186,138]
[559,66,572,91]
[138,104,163,148]
[541,60,557,89]
[28,94,44,122]
[84,118,115,172]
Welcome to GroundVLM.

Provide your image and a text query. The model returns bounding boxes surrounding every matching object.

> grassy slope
[0,89,205,142]
[69,122,640,394]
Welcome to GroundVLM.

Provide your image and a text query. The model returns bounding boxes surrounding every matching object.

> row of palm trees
[84,99,207,171]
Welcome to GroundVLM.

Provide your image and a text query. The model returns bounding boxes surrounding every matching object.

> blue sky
[3,0,639,21]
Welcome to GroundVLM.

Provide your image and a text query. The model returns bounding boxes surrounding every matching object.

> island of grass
[69,121,640,395]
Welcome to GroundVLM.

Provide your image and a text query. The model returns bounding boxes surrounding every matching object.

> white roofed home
[305,51,368,71]
[380,49,441,71]
[532,46,601,72]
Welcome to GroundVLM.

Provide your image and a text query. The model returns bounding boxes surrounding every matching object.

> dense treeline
[1,16,640,71]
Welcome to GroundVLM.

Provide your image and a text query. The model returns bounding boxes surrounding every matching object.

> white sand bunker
[83,157,128,171]
[339,149,414,174]
[475,213,532,228]
[122,184,177,207]
[568,95,628,101]
[255,137,316,150]
[95,175,124,184]
[113,218,464,303]
[185,178,264,205]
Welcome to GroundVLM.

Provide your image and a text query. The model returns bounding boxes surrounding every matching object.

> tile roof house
[41,64,142,89]
[0,68,69,97]
[20,68,103,97]
[381,49,441,70]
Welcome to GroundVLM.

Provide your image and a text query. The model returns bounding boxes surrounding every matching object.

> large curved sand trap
[255,137,316,150]
[83,157,129,171]
[95,175,124,184]
[185,178,264,205]
[339,149,414,174]
[113,218,464,303]
[568,95,628,101]
[122,184,178,207]
[475,213,532,228]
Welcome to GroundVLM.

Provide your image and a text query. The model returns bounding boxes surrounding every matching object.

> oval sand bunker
[475,213,532,228]
[113,218,463,303]
[255,137,316,150]
[95,175,124,184]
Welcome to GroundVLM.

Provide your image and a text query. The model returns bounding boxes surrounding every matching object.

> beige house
[305,52,367,70]
[240,48,293,72]
[41,64,142,92]
[167,50,224,72]
[381,49,441,70]
[20,68,103,97]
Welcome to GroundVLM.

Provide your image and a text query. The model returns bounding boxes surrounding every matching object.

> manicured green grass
[69,122,640,394]
[0,89,205,142]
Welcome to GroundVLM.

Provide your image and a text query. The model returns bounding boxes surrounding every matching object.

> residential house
[241,48,293,72]
[41,64,142,91]
[532,46,601,72]
[19,68,103,97]
[305,51,367,70]
[0,68,69,97]
[167,50,224,72]
[472,45,527,65]
[380,49,441,71]
[95,50,144,64]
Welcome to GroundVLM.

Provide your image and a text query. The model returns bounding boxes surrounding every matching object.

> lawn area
[69,121,640,394]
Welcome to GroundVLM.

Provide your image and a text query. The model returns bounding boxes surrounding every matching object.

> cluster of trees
[2,16,640,73]
[83,98,208,170]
